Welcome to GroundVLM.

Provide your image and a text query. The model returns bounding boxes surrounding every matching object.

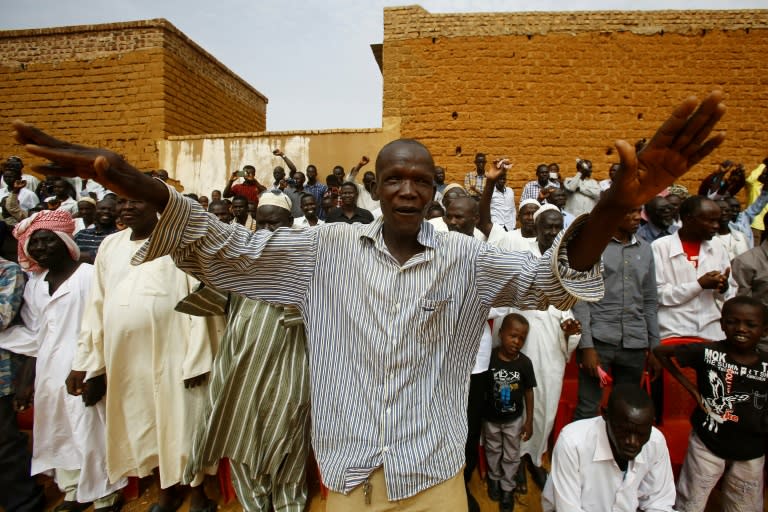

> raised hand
[12,120,169,207]
[608,91,726,209]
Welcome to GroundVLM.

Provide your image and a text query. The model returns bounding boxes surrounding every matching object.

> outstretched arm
[478,159,510,237]
[273,149,298,177]
[567,91,726,270]
[13,121,170,210]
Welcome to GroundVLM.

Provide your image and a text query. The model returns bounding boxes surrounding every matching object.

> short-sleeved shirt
[230,183,261,204]
[484,348,536,423]
[675,341,768,460]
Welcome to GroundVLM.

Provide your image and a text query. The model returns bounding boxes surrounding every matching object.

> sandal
[54,502,92,512]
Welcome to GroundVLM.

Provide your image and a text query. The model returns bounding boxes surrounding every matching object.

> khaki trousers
[326,467,467,512]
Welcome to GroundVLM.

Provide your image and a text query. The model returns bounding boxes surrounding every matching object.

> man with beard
[507,205,582,492]
[637,196,678,243]
[573,206,661,420]
[652,196,733,341]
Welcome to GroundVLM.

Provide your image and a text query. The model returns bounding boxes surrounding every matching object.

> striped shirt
[134,189,604,500]
[184,294,310,492]
[521,179,560,202]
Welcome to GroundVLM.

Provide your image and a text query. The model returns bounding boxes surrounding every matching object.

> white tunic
[17,265,125,501]
[72,229,218,488]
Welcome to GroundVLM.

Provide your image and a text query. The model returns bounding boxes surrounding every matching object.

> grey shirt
[574,235,660,349]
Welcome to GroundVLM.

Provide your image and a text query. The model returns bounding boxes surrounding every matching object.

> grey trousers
[574,341,646,421]
[482,416,523,492]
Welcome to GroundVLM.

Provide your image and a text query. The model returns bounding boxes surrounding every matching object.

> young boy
[483,313,536,512]
[654,296,768,512]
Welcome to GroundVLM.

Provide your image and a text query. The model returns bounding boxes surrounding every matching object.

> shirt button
[386,408,391,414]
[382,446,389,453]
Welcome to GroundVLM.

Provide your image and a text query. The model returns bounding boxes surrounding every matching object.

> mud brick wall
[382,6,768,196]
[0,19,266,172]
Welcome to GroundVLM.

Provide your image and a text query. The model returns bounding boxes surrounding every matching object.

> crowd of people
[0,92,766,512]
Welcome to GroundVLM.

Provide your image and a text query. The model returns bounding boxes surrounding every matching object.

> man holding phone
[223,164,266,203]
[521,164,561,203]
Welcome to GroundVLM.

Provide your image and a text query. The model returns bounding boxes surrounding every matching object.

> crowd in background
[0,135,767,512]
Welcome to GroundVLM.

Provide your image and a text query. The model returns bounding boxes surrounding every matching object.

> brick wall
[0,19,266,172]
[383,6,768,196]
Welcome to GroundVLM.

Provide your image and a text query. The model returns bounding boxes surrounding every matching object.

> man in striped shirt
[13,90,727,511]
[183,192,310,512]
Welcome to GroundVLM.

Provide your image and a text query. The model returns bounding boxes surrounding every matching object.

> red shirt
[230,183,260,204]
[681,239,702,269]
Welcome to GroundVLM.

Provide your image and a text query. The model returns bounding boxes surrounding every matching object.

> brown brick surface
[0,19,266,171]
[383,7,768,196]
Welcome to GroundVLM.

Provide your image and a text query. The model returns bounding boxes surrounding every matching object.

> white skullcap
[442,183,465,194]
[518,198,540,211]
[258,192,292,212]
[78,197,97,206]
[532,203,561,222]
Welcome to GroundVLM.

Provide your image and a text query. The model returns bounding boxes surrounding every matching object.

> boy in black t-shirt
[654,296,768,512]
[482,313,536,512]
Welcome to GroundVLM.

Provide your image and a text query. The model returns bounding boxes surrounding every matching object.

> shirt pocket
[415,297,453,344]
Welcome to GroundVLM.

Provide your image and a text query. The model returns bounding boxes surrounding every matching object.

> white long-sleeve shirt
[563,172,601,217]
[651,232,733,341]
[542,416,676,512]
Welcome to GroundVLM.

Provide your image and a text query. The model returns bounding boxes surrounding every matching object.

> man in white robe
[1,210,125,509]
[68,198,220,512]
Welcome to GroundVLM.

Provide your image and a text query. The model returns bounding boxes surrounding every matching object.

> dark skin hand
[698,268,730,293]
[82,375,107,406]
[13,91,726,272]
[14,356,36,411]
[66,369,86,396]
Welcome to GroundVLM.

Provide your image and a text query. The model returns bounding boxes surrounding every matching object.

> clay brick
[0,19,267,170]
[383,8,768,192]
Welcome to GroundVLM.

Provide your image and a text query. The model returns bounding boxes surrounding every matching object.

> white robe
[72,229,217,488]
[493,238,579,466]
[12,265,125,501]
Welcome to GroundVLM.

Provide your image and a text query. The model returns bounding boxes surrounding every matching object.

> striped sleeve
[133,188,317,307]
[476,214,604,310]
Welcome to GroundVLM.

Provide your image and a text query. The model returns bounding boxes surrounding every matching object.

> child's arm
[522,388,534,441]
[653,345,705,411]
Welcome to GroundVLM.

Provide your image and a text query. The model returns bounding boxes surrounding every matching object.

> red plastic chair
[552,352,583,445]
[655,336,706,478]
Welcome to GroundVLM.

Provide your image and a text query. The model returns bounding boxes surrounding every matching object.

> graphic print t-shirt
[483,349,537,423]
[675,341,768,460]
